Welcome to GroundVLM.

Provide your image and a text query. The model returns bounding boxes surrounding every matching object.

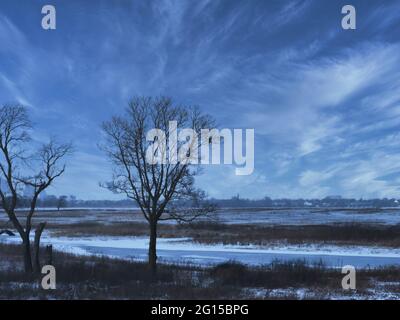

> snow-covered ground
[2,207,400,225]
[244,286,400,300]
[1,233,400,268]
[2,208,400,268]
[214,208,400,225]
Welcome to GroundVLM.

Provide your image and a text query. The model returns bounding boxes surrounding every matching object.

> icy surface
[2,234,400,268]
[2,207,400,268]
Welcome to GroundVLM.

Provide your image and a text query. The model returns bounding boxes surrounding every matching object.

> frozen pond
[82,245,400,268]
[2,207,400,268]
[1,235,400,269]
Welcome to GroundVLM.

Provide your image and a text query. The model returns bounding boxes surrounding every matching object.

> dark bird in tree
[101,96,216,275]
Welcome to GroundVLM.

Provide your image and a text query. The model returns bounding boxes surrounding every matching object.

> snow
[2,234,400,268]
[2,207,400,268]
[2,208,400,226]
[214,208,400,225]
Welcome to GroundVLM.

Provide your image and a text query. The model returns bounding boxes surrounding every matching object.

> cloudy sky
[0,0,399,200]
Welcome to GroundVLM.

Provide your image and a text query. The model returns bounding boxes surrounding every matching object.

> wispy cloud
[0,1,399,199]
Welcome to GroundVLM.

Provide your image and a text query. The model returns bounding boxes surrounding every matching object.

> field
[1,207,400,299]
[1,242,400,300]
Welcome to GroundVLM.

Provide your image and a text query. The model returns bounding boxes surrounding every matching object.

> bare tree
[0,105,72,273]
[57,195,68,211]
[101,96,216,274]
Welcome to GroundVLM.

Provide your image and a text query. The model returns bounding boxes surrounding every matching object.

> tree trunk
[33,222,46,273]
[22,236,33,274]
[148,221,157,275]
[45,245,53,265]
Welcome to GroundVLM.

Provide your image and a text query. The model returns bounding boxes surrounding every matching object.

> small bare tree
[0,105,72,273]
[101,96,216,274]
[57,195,68,211]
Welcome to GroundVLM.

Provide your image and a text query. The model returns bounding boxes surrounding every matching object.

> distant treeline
[12,196,135,209]
[9,195,400,209]
[208,196,400,208]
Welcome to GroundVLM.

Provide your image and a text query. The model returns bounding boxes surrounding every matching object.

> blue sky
[0,0,400,200]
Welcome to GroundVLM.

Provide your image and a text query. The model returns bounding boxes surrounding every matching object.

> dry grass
[181,222,400,247]
[48,221,400,247]
[49,221,148,237]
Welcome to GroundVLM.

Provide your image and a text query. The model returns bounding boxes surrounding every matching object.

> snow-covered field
[2,233,400,268]
[2,207,400,225]
[2,208,400,268]
[214,208,400,225]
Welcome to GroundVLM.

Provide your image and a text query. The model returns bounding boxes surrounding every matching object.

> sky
[0,0,400,200]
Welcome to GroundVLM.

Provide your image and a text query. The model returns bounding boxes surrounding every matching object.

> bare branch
[101,96,216,223]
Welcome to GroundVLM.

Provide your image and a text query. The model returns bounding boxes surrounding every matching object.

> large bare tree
[101,96,216,274]
[0,105,72,273]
